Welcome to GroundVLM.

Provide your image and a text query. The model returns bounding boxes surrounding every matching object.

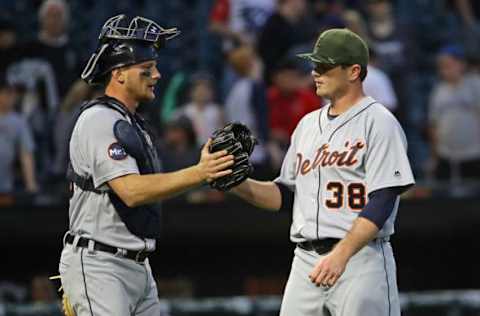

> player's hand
[309,248,349,288]
[197,138,234,183]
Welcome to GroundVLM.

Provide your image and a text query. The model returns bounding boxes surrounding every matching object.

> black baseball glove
[209,122,258,191]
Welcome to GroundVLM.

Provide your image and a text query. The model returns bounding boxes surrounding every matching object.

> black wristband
[276,182,294,212]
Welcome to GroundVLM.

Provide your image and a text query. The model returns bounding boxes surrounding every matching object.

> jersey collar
[319,96,377,142]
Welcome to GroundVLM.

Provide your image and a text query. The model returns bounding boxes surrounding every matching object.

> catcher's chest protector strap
[66,97,128,193]
[66,96,160,192]
[66,96,162,239]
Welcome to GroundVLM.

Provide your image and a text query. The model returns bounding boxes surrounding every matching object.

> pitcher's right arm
[230,179,282,211]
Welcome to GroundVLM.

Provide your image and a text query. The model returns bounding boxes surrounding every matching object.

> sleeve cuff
[94,170,139,189]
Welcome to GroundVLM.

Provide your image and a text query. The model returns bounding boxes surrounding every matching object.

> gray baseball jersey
[275,96,414,242]
[276,96,414,316]
[68,105,155,251]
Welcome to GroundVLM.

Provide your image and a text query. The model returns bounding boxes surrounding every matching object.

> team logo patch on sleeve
[108,142,128,160]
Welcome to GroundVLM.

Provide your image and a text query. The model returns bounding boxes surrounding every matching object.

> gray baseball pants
[280,240,400,316]
[59,242,160,316]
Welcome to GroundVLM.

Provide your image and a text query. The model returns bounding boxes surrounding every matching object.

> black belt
[297,238,341,255]
[65,234,151,263]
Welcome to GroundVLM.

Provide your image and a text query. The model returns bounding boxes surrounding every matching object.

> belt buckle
[115,248,127,257]
[134,249,145,263]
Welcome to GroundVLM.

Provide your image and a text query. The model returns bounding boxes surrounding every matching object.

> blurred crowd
[1,0,480,202]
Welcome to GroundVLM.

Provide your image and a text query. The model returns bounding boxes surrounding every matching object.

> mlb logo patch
[108,142,128,160]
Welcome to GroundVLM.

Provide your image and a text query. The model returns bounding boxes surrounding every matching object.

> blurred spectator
[9,0,81,184]
[0,17,21,74]
[452,0,480,57]
[20,0,81,101]
[209,0,275,98]
[257,0,316,83]
[0,75,38,193]
[58,79,93,114]
[267,59,320,147]
[30,275,56,304]
[225,45,270,168]
[343,10,399,111]
[173,75,224,145]
[342,9,370,43]
[364,0,410,76]
[311,0,347,32]
[364,48,398,113]
[159,116,200,173]
[0,281,27,303]
[159,116,227,204]
[365,0,398,58]
[428,45,480,180]
[209,0,275,50]
[453,0,479,28]
[364,0,412,124]
[160,72,189,123]
[52,80,101,179]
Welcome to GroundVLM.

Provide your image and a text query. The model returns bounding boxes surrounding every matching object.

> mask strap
[81,43,109,83]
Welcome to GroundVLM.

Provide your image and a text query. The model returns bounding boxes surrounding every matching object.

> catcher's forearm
[231,179,281,211]
[108,166,205,207]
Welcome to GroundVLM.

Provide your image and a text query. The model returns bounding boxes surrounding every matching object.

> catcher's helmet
[81,15,180,85]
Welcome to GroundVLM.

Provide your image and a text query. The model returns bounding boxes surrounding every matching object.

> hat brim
[296,53,335,64]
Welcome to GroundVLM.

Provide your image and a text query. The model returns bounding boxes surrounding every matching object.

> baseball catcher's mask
[81,14,180,85]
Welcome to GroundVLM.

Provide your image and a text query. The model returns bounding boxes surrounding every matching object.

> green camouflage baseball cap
[298,28,369,66]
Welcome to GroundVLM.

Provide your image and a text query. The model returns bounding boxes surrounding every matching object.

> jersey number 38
[325,182,366,211]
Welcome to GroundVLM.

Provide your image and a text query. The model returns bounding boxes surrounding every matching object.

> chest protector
[67,96,162,239]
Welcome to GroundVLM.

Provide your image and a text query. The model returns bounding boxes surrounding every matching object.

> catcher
[57,15,234,316]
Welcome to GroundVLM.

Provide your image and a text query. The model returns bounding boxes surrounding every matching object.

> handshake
[207,122,258,191]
